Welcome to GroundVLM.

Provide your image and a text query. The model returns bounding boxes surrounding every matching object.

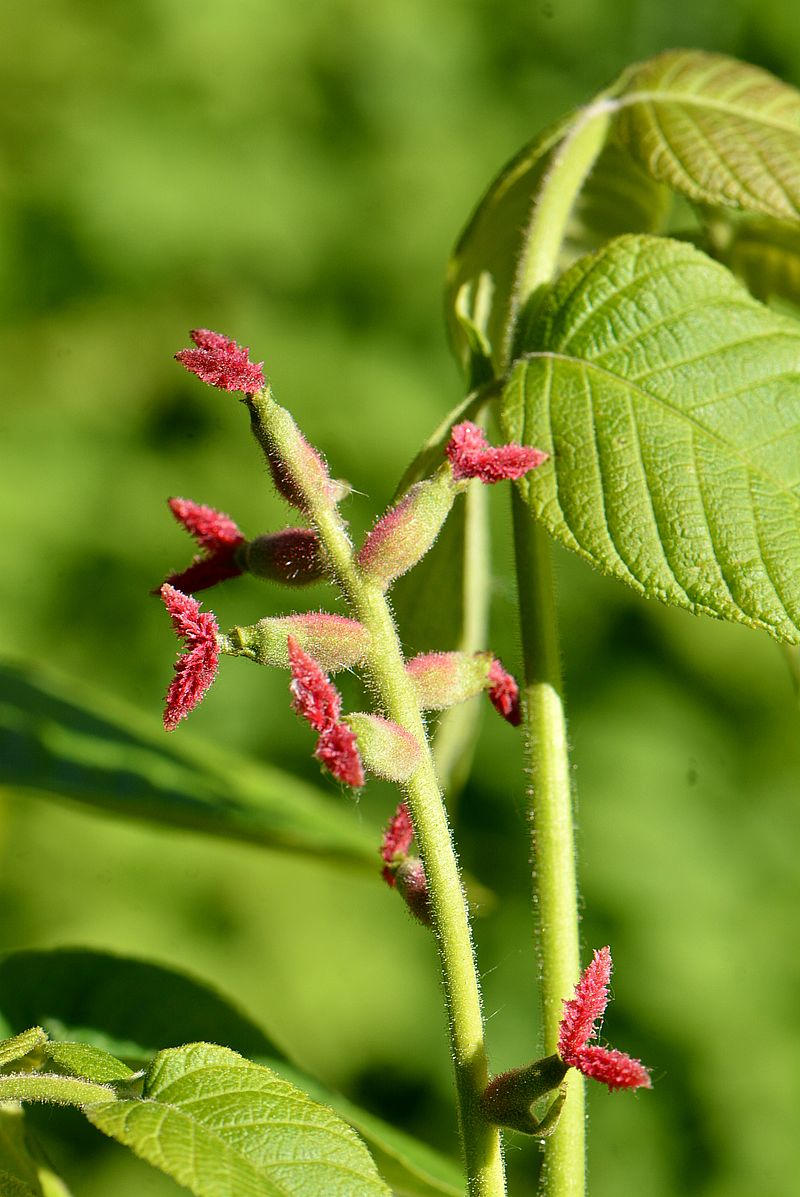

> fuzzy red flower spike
[286,636,364,788]
[175,328,266,393]
[380,801,415,885]
[446,420,548,483]
[160,584,220,730]
[164,497,246,593]
[558,947,651,1091]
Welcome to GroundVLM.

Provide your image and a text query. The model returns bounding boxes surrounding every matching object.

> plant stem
[249,394,506,1197]
[512,498,583,1197]
[505,99,610,1197]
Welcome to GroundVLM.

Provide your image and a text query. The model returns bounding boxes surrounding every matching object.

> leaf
[504,233,800,643]
[0,950,464,1197]
[446,111,668,373]
[0,949,285,1066]
[713,216,800,307]
[85,1042,390,1197]
[561,136,671,269]
[0,660,375,869]
[615,50,800,221]
[0,1029,47,1070]
[43,1042,134,1084]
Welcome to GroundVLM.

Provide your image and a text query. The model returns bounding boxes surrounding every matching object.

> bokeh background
[2,1,800,1194]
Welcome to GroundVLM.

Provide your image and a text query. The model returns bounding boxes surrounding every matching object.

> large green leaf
[0,950,463,1197]
[85,1042,390,1197]
[615,51,800,221]
[504,233,800,642]
[0,660,375,869]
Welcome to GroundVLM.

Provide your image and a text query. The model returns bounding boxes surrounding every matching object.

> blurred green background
[2,1,800,1194]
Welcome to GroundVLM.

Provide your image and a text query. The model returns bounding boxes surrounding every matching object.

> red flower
[286,635,364,788]
[164,497,246,593]
[446,421,548,483]
[380,801,415,885]
[287,635,342,731]
[487,659,521,726]
[558,947,651,1092]
[175,329,265,393]
[316,722,365,788]
[160,584,220,730]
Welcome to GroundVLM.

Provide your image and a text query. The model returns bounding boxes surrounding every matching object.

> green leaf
[710,215,800,308]
[0,1029,47,1070]
[0,949,286,1065]
[561,136,671,269]
[615,50,800,221]
[43,1042,134,1084]
[0,950,464,1197]
[0,659,375,869]
[504,233,800,643]
[85,1042,390,1197]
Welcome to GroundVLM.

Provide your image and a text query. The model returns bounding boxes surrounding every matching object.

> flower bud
[246,394,347,512]
[244,528,326,586]
[345,714,420,783]
[394,858,431,926]
[406,651,494,709]
[407,651,521,725]
[223,612,369,672]
[480,1055,568,1137]
[357,467,458,590]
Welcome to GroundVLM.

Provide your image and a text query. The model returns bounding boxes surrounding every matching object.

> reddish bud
[247,397,345,512]
[357,469,456,590]
[446,421,548,483]
[287,635,341,731]
[160,584,220,730]
[558,947,651,1092]
[316,721,365,789]
[487,659,521,726]
[225,612,369,672]
[395,858,431,925]
[245,528,325,586]
[175,329,266,393]
[346,714,420,783]
[380,801,415,873]
[163,497,246,593]
[407,651,522,725]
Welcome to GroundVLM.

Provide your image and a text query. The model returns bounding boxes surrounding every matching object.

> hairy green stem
[512,500,583,1197]
[507,97,610,1197]
[248,393,506,1197]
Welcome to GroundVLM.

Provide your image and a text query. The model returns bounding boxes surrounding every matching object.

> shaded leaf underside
[616,49,800,220]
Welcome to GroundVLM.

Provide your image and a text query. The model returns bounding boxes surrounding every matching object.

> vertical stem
[248,393,506,1197]
[503,98,610,1197]
[512,495,584,1197]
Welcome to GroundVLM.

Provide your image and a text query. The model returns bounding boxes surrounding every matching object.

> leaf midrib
[522,351,800,509]
[615,89,800,136]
